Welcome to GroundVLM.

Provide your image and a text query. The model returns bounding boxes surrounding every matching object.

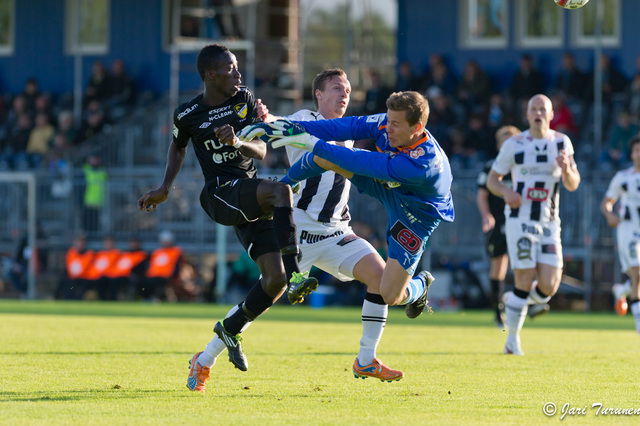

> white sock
[527,280,551,305]
[198,304,252,367]
[505,293,527,340]
[630,301,640,334]
[198,336,226,368]
[399,275,426,306]
[622,279,632,297]
[357,299,388,365]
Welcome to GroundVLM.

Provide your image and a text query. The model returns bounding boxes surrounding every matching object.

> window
[516,0,562,48]
[0,0,14,55]
[572,0,620,47]
[65,0,110,55]
[163,0,250,51]
[459,0,508,48]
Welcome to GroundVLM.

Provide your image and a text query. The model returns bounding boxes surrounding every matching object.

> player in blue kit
[240,91,454,317]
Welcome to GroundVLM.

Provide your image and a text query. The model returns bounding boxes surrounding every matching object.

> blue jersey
[297,113,454,223]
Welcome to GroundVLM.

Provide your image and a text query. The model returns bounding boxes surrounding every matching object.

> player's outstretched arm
[138,141,187,211]
[283,152,354,185]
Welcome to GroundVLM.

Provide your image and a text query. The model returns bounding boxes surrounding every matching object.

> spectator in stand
[600,110,639,169]
[550,92,578,140]
[84,60,111,106]
[55,110,78,146]
[4,95,29,131]
[227,250,261,296]
[56,233,94,299]
[448,126,468,167]
[45,132,70,172]
[509,54,545,113]
[3,113,32,170]
[457,60,493,118]
[34,93,55,126]
[465,112,495,163]
[362,70,391,115]
[139,231,183,301]
[426,87,457,154]
[109,59,135,120]
[26,112,55,168]
[105,237,148,300]
[75,100,106,144]
[395,60,424,92]
[82,235,121,300]
[555,52,586,104]
[487,93,509,129]
[81,154,108,233]
[585,54,629,129]
[627,75,640,123]
[425,54,457,98]
[21,77,40,115]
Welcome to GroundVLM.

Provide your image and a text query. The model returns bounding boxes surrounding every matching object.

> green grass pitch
[1,300,639,425]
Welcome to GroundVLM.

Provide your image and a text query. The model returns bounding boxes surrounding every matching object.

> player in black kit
[476,125,520,328]
[137,44,317,392]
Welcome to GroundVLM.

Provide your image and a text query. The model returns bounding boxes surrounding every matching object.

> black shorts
[200,177,279,260]
[485,222,507,258]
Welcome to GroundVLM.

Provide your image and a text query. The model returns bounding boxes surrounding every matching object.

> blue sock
[400,275,426,305]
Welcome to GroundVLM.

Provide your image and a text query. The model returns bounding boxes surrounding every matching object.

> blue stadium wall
[0,0,201,96]
[397,0,640,90]
[3,1,640,96]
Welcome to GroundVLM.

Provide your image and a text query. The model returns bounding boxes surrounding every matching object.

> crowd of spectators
[364,53,640,171]
[0,59,136,172]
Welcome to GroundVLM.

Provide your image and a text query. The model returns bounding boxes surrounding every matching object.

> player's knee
[380,288,403,306]
[260,274,287,297]
[272,181,292,202]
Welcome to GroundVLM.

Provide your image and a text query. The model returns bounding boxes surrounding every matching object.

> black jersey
[172,86,260,182]
[477,158,511,223]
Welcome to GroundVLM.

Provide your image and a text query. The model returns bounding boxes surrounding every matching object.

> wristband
[232,137,244,149]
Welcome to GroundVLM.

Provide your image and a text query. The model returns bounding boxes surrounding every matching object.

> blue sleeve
[295,115,381,142]
[281,152,325,184]
[312,141,426,184]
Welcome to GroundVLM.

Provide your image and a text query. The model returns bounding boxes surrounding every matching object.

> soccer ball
[554,0,590,9]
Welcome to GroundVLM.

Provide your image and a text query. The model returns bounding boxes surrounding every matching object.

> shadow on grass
[0,388,175,403]
[0,351,189,356]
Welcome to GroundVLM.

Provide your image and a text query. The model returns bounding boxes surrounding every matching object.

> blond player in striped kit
[487,94,581,355]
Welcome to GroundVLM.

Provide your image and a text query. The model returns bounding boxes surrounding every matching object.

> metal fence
[0,166,622,306]
[0,96,625,307]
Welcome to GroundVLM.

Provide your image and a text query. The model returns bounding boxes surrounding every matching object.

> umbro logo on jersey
[234,103,247,119]
[199,122,212,129]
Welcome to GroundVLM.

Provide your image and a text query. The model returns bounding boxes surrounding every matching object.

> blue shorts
[351,175,441,275]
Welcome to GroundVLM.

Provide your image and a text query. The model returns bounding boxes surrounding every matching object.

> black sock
[535,285,549,299]
[514,288,529,299]
[273,206,300,278]
[223,281,273,335]
[490,279,503,311]
[365,292,386,305]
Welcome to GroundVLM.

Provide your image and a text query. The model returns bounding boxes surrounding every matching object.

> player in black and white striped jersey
[280,69,404,381]
[487,94,581,355]
[601,136,640,334]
